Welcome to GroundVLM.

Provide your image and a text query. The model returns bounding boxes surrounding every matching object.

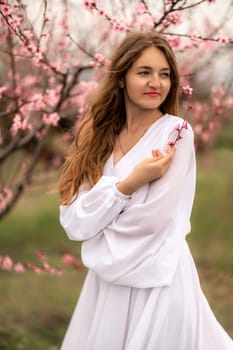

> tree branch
[0,126,50,219]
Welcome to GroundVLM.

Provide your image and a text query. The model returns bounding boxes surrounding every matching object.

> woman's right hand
[116,146,176,195]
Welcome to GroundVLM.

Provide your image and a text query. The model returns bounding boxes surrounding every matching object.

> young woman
[58,31,232,350]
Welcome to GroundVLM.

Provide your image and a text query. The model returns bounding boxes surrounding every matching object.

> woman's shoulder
[165,113,194,133]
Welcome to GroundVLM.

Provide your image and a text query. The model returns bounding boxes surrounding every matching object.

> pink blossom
[173,123,181,132]
[14,263,25,273]
[44,88,60,105]
[109,17,126,32]
[182,85,193,95]
[166,11,182,26]
[83,1,96,11]
[63,254,75,265]
[43,112,60,127]
[167,37,181,48]
[26,262,42,274]
[3,186,13,201]
[0,4,11,16]
[190,32,200,40]
[21,161,27,169]
[11,16,21,28]
[1,256,14,270]
[224,96,233,108]
[44,16,51,22]
[204,40,212,49]
[0,85,8,97]
[94,53,104,63]
[34,51,43,64]
[56,270,64,276]
[31,93,46,110]
[11,114,22,135]
[27,43,37,54]
[194,124,202,134]
[52,155,62,168]
[202,131,209,141]
[91,60,100,68]
[183,120,188,130]
[134,4,146,14]
[218,36,229,45]
[164,120,189,153]
[23,29,33,40]
[62,133,72,142]
[36,250,46,262]
[98,9,105,16]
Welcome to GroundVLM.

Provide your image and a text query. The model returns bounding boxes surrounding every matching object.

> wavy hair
[58,31,180,204]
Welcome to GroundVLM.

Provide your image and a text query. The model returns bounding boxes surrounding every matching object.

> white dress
[59,114,233,350]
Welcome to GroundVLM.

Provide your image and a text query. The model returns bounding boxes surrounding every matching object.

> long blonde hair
[58,31,180,205]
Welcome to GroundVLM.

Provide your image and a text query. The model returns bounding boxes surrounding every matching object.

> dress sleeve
[59,176,131,241]
[107,123,196,236]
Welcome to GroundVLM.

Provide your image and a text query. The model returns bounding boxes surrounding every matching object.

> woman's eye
[161,72,170,78]
[138,71,149,76]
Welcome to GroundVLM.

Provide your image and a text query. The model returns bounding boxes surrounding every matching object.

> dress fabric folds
[59,114,233,350]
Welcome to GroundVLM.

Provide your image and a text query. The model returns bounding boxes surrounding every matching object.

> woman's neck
[124,109,163,134]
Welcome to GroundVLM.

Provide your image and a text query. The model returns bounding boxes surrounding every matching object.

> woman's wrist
[116,174,142,195]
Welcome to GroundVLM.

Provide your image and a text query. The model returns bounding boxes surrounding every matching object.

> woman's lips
[144,92,161,97]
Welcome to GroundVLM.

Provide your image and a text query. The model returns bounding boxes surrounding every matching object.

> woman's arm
[64,124,195,242]
[59,145,175,241]
[59,176,131,241]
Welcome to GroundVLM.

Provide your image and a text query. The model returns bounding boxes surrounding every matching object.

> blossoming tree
[0,0,233,219]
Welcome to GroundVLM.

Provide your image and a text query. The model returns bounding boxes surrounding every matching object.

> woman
[58,31,232,350]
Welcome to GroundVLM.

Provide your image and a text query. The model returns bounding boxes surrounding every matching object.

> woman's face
[122,46,171,114]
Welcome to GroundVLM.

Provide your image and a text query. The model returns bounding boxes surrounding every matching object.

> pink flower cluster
[0,85,8,97]
[63,254,82,270]
[134,4,147,14]
[218,36,229,45]
[182,85,193,95]
[109,17,126,32]
[91,53,105,68]
[10,114,32,136]
[163,120,189,153]
[83,0,97,11]
[166,11,182,26]
[0,255,25,273]
[0,252,82,275]
[0,187,13,212]
[43,112,60,127]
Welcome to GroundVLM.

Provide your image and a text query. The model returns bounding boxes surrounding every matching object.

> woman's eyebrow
[136,66,170,71]
[136,66,152,70]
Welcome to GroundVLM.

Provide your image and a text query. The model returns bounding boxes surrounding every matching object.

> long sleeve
[81,122,197,287]
[59,176,131,241]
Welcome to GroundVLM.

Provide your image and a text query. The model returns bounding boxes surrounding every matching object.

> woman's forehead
[131,47,170,69]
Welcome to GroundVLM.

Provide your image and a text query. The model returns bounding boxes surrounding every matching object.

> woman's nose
[148,74,161,88]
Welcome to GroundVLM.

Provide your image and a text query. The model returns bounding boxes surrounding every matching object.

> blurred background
[0,0,232,349]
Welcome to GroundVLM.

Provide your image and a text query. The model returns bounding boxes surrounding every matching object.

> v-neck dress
[59,114,233,350]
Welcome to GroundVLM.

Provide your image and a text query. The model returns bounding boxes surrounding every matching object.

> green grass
[0,148,233,348]
[188,148,233,272]
[0,190,86,349]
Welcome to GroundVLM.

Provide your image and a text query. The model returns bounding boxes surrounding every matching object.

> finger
[152,149,163,158]
[166,145,176,157]
[160,146,176,166]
